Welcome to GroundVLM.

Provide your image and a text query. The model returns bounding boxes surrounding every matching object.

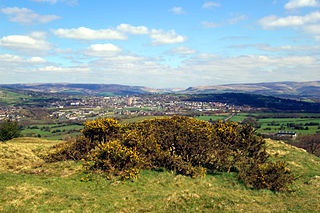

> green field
[258,117,320,135]
[21,123,83,140]
[0,137,319,212]
[196,114,229,121]
[0,89,32,105]
[196,113,320,135]
[119,115,160,124]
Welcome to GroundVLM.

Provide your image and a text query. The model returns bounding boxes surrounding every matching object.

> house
[276,131,297,138]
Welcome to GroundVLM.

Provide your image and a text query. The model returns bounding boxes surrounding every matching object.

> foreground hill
[0,137,319,212]
[181,81,320,98]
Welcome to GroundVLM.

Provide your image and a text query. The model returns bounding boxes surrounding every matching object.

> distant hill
[0,83,162,96]
[1,81,319,98]
[180,81,320,98]
[184,93,320,113]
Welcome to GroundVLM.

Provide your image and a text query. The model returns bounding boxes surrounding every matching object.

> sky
[0,0,319,88]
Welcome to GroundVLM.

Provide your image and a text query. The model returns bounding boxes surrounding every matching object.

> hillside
[0,87,75,107]
[185,93,320,113]
[1,81,320,98]
[0,83,161,96]
[181,81,320,98]
[0,137,319,212]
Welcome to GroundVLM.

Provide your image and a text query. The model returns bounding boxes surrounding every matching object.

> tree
[243,117,260,129]
[294,134,320,157]
[0,119,21,142]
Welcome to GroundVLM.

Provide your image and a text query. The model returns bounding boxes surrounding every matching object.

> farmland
[197,113,320,136]
[21,123,83,140]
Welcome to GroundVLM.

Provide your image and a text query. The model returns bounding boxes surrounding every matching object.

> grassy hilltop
[0,137,319,212]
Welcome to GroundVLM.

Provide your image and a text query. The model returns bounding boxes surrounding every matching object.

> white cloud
[33,0,58,3]
[202,2,221,9]
[52,27,127,40]
[201,21,221,28]
[1,7,60,25]
[117,24,149,35]
[259,11,320,29]
[0,54,48,77]
[29,57,47,63]
[52,25,187,45]
[169,7,186,15]
[285,0,320,10]
[228,15,247,24]
[84,43,123,57]
[0,35,51,56]
[0,54,47,64]
[303,23,320,34]
[150,29,187,45]
[28,31,48,40]
[54,48,72,54]
[179,54,319,85]
[37,65,90,72]
[166,46,197,55]
[33,0,78,5]
[303,24,320,40]
[87,56,174,87]
[228,43,320,52]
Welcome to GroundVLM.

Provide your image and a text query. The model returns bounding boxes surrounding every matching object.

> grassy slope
[0,88,31,105]
[0,138,319,212]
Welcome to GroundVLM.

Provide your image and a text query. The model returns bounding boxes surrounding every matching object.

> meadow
[196,113,320,135]
[0,137,319,212]
[21,123,83,140]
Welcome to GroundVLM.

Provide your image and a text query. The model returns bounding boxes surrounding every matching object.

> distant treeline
[185,93,320,113]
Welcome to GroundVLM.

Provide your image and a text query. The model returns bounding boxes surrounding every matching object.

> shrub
[47,136,95,162]
[291,134,320,157]
[82,140,142,181]
[238,160,295,191]
[0,119,21,142]
[82,118,121,144]
[121,116,215,176]
[49,116,294,191]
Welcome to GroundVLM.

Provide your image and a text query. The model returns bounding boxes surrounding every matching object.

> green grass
[21,124,83,140]
[207,113,320,135]
[119,116,160,124]
[258,117,320,135]
[196,114,229,121]
[0,89,32,105]
[229,114,250,122]
[0,137,319,212]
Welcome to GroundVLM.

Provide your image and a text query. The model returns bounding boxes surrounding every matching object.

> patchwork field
[0,137,319,212]
[197,113,320,135]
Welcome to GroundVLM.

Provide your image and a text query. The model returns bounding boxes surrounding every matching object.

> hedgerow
[48,115,294,191]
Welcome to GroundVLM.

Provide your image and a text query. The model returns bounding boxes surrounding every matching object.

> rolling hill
[0,83,162,96]
[180,81,320,98]
[1,81,319,98]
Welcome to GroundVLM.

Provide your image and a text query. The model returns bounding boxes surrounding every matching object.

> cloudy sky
[0,0,319,88]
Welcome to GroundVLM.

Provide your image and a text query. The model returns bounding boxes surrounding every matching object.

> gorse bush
[82,118,121,144]
[48,136,94,162]
[83,140,142,181]
[238,160,295,191]
[49,116,294,191]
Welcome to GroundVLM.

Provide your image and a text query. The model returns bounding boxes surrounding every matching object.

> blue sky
[0,0,319,88]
